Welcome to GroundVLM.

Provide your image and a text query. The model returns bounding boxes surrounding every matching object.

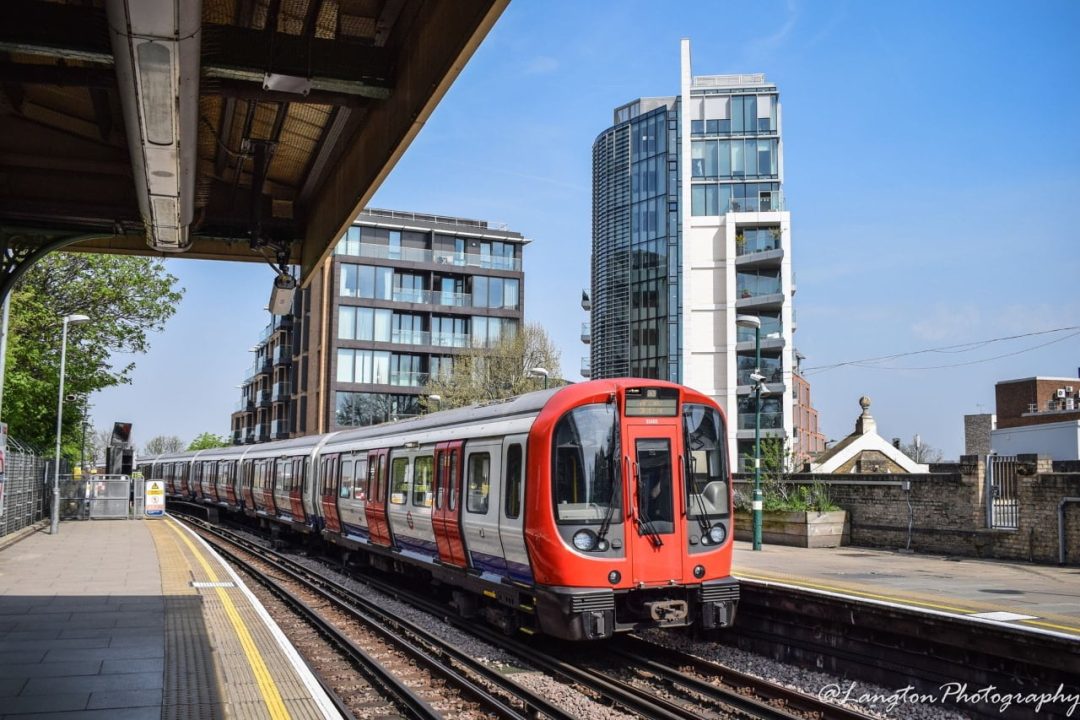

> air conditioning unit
[1066,386,1075,393]
[1066,398,1076,410]
[1057,388,1067,398]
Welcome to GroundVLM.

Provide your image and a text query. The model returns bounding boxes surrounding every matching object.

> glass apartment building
[232,208,526,442]
[589,39,797,465]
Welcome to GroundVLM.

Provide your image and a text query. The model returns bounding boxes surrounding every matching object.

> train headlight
[573,529,598,552]
[693,564,706,579]
[707,524,726,545]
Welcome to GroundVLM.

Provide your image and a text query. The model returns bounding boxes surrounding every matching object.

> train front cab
[528,381,739,641]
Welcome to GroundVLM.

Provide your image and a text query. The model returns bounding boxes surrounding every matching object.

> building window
[336,392,420,427]
[336,226,361,256]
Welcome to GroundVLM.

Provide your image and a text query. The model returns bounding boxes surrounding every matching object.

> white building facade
[589,39,796,465]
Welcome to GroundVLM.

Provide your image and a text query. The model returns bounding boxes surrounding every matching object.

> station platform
[0,518,339,719]
[732,540,1080,640]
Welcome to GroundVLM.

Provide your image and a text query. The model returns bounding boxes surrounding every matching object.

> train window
[413,456,433,507]
[435,453,446,510]
[504,444,523,519]
[682,404,729,518]
[466,453,490,514]
[636,438,674,534]
[340,459,354,498]
[354,459,368,500]
[278,460,291,493]
[552,403,620,525]
[448,450,459,511]
[390,457,409,504]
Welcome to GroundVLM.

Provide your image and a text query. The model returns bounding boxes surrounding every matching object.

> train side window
[435,453,445,510]
[413,456,433,507]
[340,459,354,498]
[390,457,409,504]
[466,453,490,514]
[354,459,367,500]
[504,444,523,519]
[278,460,290,493]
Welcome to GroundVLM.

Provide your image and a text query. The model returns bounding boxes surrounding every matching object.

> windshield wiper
[634,466,664,548]
[685,454,712,537]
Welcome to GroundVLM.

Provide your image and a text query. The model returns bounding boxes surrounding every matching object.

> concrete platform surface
[0,519,338,719]
[733,540,1080,638]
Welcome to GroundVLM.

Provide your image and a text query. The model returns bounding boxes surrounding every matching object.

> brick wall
[996,378,1080,429]
[734,456,1080,565]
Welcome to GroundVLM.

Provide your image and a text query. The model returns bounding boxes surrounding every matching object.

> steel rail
[612,637,878,720]
[179,515,572,720]
[205,540,441,720]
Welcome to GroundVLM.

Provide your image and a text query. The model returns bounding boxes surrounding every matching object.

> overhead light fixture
[107,0,201,252]
[263,73,312,96]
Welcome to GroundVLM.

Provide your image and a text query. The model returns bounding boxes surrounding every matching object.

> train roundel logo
[406,511,415,529]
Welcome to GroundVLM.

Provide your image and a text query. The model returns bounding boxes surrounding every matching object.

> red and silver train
[140,379,738,640]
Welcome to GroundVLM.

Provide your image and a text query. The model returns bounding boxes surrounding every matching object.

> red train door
[321,454,342,533]
[224,462,237,507]
[289,458,306,523]
[625,422,686,586]
[432,441,468,568]
[365,449,393,547]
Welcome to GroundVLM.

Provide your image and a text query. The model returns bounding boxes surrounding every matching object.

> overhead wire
[801,325,1080,375]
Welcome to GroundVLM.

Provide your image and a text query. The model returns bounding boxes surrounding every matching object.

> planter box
[734,510,849,548]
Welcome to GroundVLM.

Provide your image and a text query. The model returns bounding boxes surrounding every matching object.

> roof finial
[856,395,876,435]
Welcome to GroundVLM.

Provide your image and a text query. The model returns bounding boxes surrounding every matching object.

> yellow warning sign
[145,479,165,517]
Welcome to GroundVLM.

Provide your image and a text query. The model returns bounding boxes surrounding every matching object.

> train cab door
[432,441,468,568]
[320,454,342,533]
[625,422,686,586]
[365,449,393,547]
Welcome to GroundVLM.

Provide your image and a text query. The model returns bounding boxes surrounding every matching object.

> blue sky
[93,0,1080,457]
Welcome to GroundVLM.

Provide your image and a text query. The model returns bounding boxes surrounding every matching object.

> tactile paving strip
[150,521,229,719]
[152,519,330,720]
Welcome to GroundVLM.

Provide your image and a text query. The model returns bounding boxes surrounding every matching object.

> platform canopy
[0,0,508,288]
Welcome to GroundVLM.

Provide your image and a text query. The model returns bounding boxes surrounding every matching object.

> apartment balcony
[581,290,591,311]
[349,241,522,272]
[580,356,591,378]
[243,428,256,444]
[271,381,291,402]
[729,191,784,214]
[391,328,430,346]
[272,345,292,365]
[231,430,243,445]
[580,321,591,344]
[431,331,469,348]
[735,275,783,310]
[270,418,290,439]
[389,371,428,388]
[234,398,254,413]
[257,388,272,407]
[737,412,784,430]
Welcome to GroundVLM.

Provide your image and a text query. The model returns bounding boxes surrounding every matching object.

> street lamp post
[52,313,89,535]
[426,394,441,414]
[736,315,763,551]
[528,367,549,389]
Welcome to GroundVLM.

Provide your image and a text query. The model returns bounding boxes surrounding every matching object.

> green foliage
[420,323,562,411]
[738,437,839,512]
[187,432,230,451]
[2,253,183,457]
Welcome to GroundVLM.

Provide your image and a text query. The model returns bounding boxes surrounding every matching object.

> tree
[187,432,230,451]
[2,253,183,457]
[898,436,944,464]
[84,427,114,466]
[421,323,562,410]
[143,435,184,456]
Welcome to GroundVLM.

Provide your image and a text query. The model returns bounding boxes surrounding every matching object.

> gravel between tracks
[637,629,971,720]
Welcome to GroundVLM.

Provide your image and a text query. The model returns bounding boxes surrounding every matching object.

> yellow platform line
[735,569,1080,636]
[166,518,292,720]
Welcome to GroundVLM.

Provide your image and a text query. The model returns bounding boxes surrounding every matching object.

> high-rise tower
[589,39,796,466]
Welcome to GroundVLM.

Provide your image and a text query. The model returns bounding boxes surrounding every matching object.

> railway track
[178,513,878,720]
[180,515,575,720]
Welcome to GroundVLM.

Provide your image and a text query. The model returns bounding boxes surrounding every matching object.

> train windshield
[553,403,620,524]
[683,404,729,518]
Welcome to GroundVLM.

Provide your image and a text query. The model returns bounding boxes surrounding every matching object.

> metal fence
[0,441,47,539]
[986,454,1019,529]
[58,475,137,520]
